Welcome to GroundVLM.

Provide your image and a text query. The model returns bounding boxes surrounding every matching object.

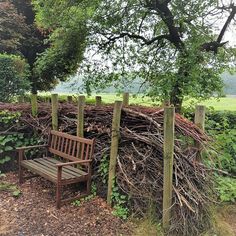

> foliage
[32,0,98,92]
[98,155,109,184]
[0,54,30,102]
[111,180,129,220]
[215,176,236,203]
[0,0,48,93]
[0,110,42,168]
[98,154,128,219]
[77,0,236,111]
[72,182,97,206]
[0,1,28,53]
[0,181,21,197]
[205,111,236,175]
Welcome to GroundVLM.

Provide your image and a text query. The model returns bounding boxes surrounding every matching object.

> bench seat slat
[21,158,86,182]
[34,159,74,179]
[44,157,88,176]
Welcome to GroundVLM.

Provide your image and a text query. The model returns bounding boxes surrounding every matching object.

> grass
[38,92,236,111]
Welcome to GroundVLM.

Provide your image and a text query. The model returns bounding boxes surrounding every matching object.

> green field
[40,92,236,111]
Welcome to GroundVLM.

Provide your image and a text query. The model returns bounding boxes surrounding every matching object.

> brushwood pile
[0,102,212,235]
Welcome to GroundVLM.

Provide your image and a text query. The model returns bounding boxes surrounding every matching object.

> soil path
[0,172,132,236]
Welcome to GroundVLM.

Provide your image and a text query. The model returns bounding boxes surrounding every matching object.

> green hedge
[0,54,30,102]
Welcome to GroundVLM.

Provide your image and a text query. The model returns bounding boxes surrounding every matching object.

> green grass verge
[38,92,236,111]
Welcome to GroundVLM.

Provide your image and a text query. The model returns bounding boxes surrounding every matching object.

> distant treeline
[222,72,236,95]
[53,73,236,95]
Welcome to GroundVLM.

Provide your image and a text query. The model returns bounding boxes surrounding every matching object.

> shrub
[0,54,30,102]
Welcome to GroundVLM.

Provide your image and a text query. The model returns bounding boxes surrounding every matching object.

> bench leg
[56,183,62,209]
[19,165,24,184]
[18,150,24,184]
[56,166,62,209]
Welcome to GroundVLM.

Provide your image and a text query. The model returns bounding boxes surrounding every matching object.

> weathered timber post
[51,94,58,130]
[77,95,85,137]
[107,100,123,205]
[31,94,38,117]
[194,105,206,161]
[162,106,175,231]
[95,96,102,106]
[194,105,205,131]
[123,92,129,106]
[67,95,73,103]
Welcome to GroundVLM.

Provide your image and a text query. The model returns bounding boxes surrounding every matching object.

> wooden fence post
[51,94,58,130]
[107,100,123,205]
[31,94,38,117]
[123,92,129,106]
[77,95,85,137]
[194,105,206,161]
[162,106,175,231]
[194,105,205,131]
[67,95,73,103]
[95,96,102,106]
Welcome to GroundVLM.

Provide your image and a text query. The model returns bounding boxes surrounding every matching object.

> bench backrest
[48,130,95,162]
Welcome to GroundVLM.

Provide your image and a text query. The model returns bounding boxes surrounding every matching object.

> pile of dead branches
[0,102,212,235]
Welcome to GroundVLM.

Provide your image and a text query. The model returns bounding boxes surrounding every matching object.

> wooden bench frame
[16,130,95,208]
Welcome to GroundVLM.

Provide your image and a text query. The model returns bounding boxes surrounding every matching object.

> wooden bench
[16,130,95,208]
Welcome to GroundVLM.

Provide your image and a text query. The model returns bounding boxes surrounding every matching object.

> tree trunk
[170,84,183,113]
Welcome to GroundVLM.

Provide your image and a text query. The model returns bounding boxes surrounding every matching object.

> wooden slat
[64,138,68,153]
[72,140,76,157]
[51,130,94,145]
[68,139,72,156]
[21,161,57,183]
[22,159,84,181]
[85,144,90,160]
[80,143,85,159]
[41,158,83,178]
[76,142,81,159]
[57,136,61,151]
[29,159,72,180]
[50,134,55,148]
[35,159,73,179]
[60,137,65,152]
[44,157,88,176]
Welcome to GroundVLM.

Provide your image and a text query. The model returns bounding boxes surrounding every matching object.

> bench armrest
[56,160,92,167]
[16,144,48,151]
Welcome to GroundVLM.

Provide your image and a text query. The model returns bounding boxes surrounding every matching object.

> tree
[82,0,236,111]
[32,0,95,91]
[31,0,236,111]
[0,1,28,53]
[0,54,30,102]
[0,0,87,94]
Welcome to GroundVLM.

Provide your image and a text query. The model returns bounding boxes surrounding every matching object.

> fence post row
[31,94,38,117]
[51,94,58,131]
[107,100,123,205]
[123,92,129,106]
[162,106,175,231]
[77,95,85,137]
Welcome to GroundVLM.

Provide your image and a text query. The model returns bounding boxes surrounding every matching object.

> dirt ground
[0,172,133,236]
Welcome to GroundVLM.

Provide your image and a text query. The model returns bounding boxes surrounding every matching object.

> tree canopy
[0,0,89,94]
[82,0,236,111]
[23,1,236,110]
